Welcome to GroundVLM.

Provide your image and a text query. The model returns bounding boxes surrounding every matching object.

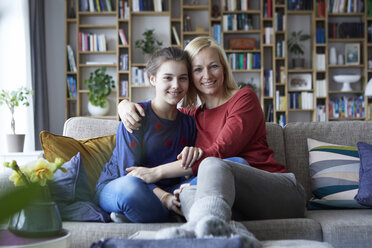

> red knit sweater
[181,87,287,175]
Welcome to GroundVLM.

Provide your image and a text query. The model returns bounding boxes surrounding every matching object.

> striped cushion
[307,138,366,209]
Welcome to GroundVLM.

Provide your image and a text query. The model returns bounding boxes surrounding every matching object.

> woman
[95,47,202,223]
[118,37,305,242]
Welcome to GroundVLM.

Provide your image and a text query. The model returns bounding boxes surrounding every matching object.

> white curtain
[0,0,35,153]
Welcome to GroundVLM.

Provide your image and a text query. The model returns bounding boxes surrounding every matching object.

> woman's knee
[199,157,233,174]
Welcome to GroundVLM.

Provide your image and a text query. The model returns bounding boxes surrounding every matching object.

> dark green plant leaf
[0,184,40,223]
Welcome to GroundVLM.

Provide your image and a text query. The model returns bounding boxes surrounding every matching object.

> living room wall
[45,1,65,135]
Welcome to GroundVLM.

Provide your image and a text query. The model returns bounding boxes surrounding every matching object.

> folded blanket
[91,236,244,248]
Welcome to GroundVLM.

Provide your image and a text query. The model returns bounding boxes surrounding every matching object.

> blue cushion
[355,142,372,207]
[307,138,365,209]
[51,153,110,222]
[51,152,92,202]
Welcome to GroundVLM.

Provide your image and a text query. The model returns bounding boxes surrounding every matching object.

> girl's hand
[162,193,183,216]
[118,100,145,133]
[126,166,159,183]
[173,183,191,202]
[177,147,204,169]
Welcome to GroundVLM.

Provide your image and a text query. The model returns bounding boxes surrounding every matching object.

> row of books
[315,79,327,97]
[78,32,107,52]
[67,45,77,72]
[265,104,274,122]
[275,91,287,111]
[276,66,286,84]
[212,24,222,45]
[119,54,129,71]
[328,0,364,13]
[287,0,313,10]
[119,80,129,97]
[264,27,274,44]
[172,26,181,45]
[315,0,326,17]
[367,24,372,42]
[118,0,130,19]
[223,14,254,32]
[289,92,314,110]
[277,114,286,127]
[274,13,285,31]
[276,40,285,57]
[317,105,326,122]
[66,76,77,98]
[329,96,365,118]
[315,54,326,71]
[131,67,150,86]
[132,0,163,12]
[316,28,326,44]
[328,22,364,39]
[118,28,128,45]
[263,0,273,18]
[80,0,114,12]
[264,69,274,97]
[223,0,250,11]
[227,53,261,70]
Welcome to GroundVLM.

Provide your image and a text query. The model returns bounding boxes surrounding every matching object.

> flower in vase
[4,158,66,187]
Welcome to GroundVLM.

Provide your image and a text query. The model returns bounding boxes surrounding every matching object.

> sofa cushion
[51,152,91,203]
[40,131,116,192]
[284,121,372,202]
[51,153,110,222]
[355,142,372,207]
[307,138,364,209]
[306,209,372,248]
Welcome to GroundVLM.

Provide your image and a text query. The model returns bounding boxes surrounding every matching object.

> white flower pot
[6,134,25,152]
[88,101,109,116]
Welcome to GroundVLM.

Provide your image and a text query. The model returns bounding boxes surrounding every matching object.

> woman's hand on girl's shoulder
[118,100,145,133]
[177,147,203,169]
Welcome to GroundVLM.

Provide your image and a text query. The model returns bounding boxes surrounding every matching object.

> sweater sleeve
[191,88,264,175]
[96,122,143,189]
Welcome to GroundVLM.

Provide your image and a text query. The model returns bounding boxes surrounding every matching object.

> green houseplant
[135,29,162,56]
[288,31,310,68]
[0,87,33,152]
[84,67,115,116]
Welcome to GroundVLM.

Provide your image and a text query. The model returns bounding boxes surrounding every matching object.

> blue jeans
[98,175,196,223]
[97,157,247,223]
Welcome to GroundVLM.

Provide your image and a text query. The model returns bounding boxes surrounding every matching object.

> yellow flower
[28,158,56,187]
[4,157,66,187]
[9,171,25,187]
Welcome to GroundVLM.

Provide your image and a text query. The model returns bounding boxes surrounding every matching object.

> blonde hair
[182,36,238,108]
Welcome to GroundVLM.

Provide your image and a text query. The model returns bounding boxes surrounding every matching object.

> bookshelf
[64,0,370,124]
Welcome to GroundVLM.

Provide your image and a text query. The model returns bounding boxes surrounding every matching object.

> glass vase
[8,186,62,237]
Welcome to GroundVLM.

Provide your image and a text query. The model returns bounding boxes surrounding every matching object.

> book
[67,45,77,72]
[106,0,112,11]
[172,26,180,45]
[118,28,128,45]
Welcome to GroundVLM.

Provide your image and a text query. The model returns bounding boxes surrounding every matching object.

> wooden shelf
[79,24,116,29]
[65,0,370,124]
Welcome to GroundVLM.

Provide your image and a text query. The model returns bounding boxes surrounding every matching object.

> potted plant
[288,31,311,69]
[84,67,115,116]
[135,29,162,60]
[0,87,33,152]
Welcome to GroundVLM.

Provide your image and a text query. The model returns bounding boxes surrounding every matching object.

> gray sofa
[2,118,372,247]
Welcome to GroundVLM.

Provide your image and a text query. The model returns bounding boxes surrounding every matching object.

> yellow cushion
[40,131,116,193]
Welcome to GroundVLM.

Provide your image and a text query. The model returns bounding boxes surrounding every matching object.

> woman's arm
[118,99,145,133]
